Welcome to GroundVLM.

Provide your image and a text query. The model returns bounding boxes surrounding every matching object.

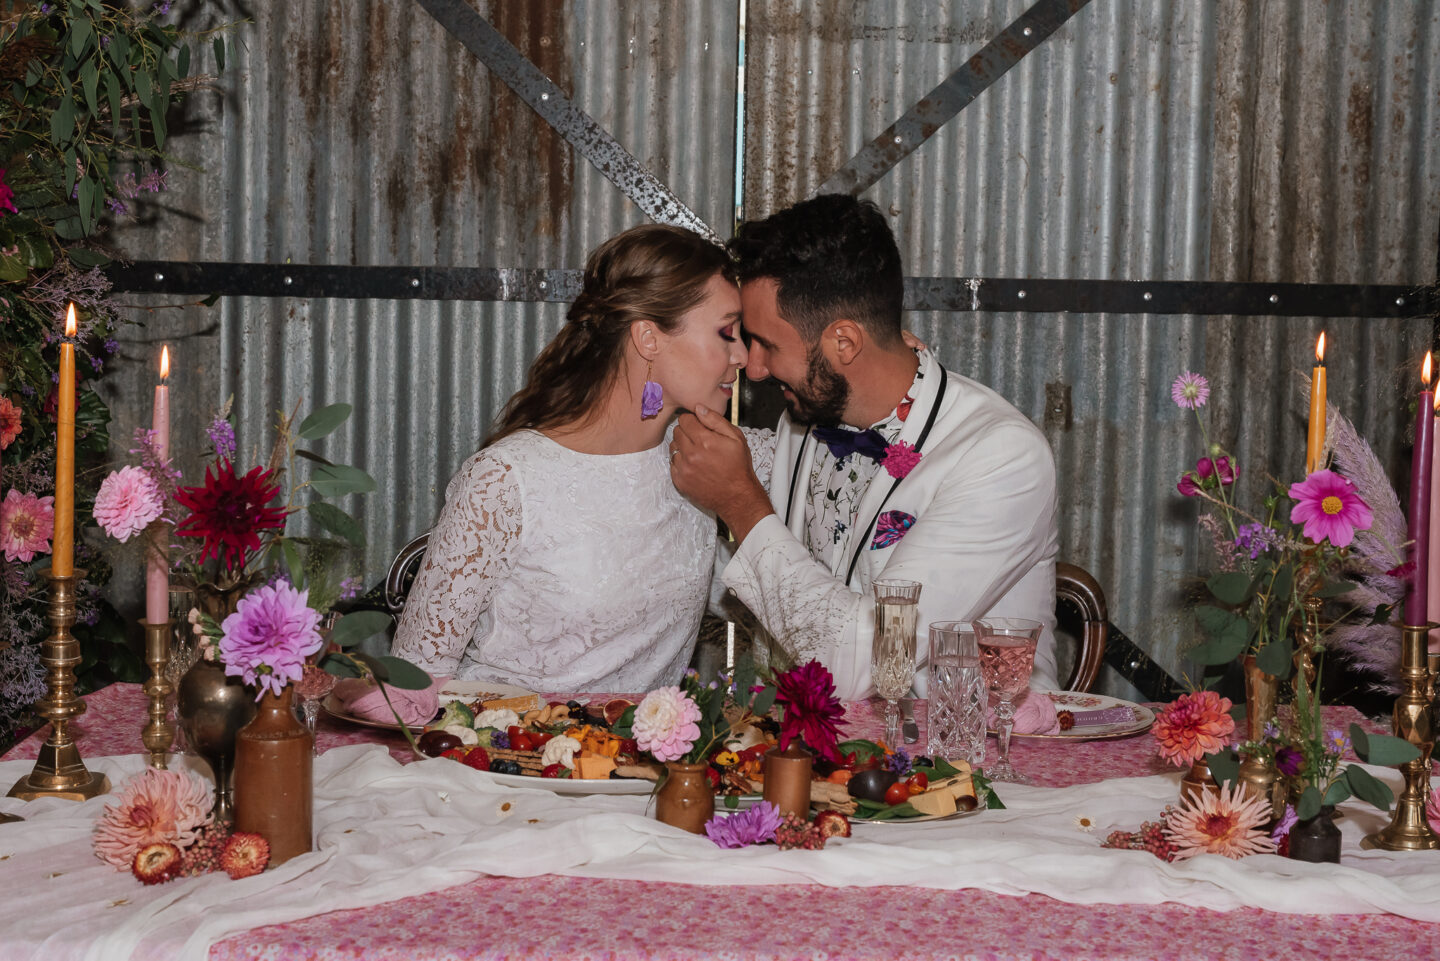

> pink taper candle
[144,346,170,625]
[1407,352,1433,627]
[1429,390,1440,649]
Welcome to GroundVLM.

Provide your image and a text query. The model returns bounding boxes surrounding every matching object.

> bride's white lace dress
[392,428,770,692]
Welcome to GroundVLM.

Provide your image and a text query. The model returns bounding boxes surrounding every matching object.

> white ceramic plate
[480,769,654,795]
[850,803,985,825]
[993,690,1155,740]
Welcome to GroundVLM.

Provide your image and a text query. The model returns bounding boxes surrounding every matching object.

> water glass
[926,621,987,766]
[977,617,1042,784]
[872,578,922,747]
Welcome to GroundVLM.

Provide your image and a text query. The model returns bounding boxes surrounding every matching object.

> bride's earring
[641,361,663,418]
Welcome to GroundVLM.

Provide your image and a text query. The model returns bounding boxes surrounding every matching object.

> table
[3,685,1438,961]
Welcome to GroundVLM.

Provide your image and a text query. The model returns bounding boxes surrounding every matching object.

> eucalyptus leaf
[1350,726,1421,766]
[214,36,225,71]
[309,463,377,497]
[1296,784,1322,821]
[308,502,365,547]
[319,652,363,678]
[80,61,98,116]
[136,67,152,106]
[16,235,53,269]
[330,610,393,648]
[294,448,334,467]
[1321,778,1352,806]
[1342,764,1394,811]
[1254,637,1294,678]
[1204,749,1240,786]
[69,17,91,57]
[750,687,776,717]
[1207,572,1252,606]
[50,96,75,145]
[0,250,25,283]
[703,688,725,723]
[298,402,353,440]
[371,656,430,690]
[201,293,221,307]
[353,652,389,682]
[177,43,190,79]
[1271,563,1294,603]
[67,247,109,267]
[77,176,94,234]
[281,539,303,588]
[1193,605,1250,663]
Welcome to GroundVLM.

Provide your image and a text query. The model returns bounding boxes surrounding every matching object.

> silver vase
[176,658,256,823]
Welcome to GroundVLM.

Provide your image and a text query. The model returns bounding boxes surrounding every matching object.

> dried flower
[219,582,325,699]
[632,686,702,762]
[0,489,54,562]
[206,415,236,460]
[93,466,165,542]
[1171,372,1210,409]
[705,801,783,848]
[772,660,846,763]
[0,396,20,449]
[1289,469,1372,548]
[174,459,288,571]
[1165,780,1276,860]
[93,768,212,869]
[1152,690,1235,767]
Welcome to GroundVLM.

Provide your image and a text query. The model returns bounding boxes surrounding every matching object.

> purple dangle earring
[641,361,663,418]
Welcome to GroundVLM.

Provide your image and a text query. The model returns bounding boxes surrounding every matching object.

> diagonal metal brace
[818,0,1093,197]
[414,0,718,242]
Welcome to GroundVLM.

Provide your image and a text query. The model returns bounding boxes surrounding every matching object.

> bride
[391,224,760,691]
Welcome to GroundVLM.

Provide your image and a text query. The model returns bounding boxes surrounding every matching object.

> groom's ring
[670,448,680,463]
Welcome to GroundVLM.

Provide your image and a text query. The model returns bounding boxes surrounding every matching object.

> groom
[670,194,1059,699]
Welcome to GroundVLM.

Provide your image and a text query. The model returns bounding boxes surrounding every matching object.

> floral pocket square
[871,510,915,549]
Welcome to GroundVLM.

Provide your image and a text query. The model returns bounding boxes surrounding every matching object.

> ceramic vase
[1179,757,1219,806]
[762,742,814,818]
[176,658,255,823]
[655,762,712,834]
[233,686,314,865]
[1289,805,1341,863]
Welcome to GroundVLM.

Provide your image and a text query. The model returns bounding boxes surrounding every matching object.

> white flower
[1074,814,1096,833]
[474,708,520,731]
[541,735,580,769]
[443,724,478,745]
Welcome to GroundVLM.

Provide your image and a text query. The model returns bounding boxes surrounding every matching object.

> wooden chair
[1056,561,1108,692]
[383,532,432,615]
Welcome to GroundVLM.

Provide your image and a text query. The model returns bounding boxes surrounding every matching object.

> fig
[846,767,899,803]
[417,729,463,757]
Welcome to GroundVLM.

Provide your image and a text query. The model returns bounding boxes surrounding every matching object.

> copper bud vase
[233,686,314,865]
[176,658,256,823]
[654,762,713,834]
[762,742,813,819]
[1179,757,1219,806]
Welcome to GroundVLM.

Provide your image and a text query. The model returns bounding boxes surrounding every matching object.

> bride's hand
[671,406,773,544]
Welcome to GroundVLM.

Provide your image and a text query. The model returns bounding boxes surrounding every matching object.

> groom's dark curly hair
[727,193,904,347]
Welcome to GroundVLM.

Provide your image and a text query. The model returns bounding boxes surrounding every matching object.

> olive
[847,767,899,803]
[566,700,585,713]
[417,729,463,758]
[489,759,507,773]
[956,794,978,812]
[911,755,934,768]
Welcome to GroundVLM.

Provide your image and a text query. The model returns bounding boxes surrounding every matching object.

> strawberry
[441,747,468,762]
[813,811,851,839]
[462,746,491,770]
[132,842,183,885]
[220,832,270,879]
[540,763,562,778]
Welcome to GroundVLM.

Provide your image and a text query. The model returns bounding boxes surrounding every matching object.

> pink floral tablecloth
[3,685,1424,961]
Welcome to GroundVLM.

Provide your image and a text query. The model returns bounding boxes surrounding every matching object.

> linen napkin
[332,675,441,726]
[986,690,1061,735]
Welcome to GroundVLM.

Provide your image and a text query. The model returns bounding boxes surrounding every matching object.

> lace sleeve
[740,426,777,494]
[391,450,522,676]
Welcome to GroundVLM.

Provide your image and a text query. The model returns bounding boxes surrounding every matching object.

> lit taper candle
[51,304,77,577]
[145,346,171,625]
[1407,352,1434,626]
[1306,332,1326,474]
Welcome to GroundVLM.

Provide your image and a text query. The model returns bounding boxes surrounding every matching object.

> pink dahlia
[773,659,847,762]
[1152,690,1234,767]
[881,440,922,479]
[0,396,20,449]
[93,768,212,869]
[1171,372,1210,409]
[0,489,54,562]
[632,686,702,762]
[1289,469,1372,548]
[220,582,324,699]
[705,801,783,848]
[94,465,165,542]
[1165,780,1276,860]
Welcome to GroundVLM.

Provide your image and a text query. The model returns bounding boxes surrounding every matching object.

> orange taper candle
[51,304,77,576]
[1306,332,1327,474]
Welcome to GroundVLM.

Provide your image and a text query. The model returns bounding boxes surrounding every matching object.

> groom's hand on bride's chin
[671,405,772,543]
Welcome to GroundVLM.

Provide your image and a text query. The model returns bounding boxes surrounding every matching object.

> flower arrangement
[621,664,779,767]
[1150,690,1235,767]
[92,767,269,882]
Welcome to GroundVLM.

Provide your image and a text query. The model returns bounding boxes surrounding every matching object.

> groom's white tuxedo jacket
[723,350,1059,700]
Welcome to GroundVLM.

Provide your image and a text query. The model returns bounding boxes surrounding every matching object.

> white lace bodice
[392,430,720,691]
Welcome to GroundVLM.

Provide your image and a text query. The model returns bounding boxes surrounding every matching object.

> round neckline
[526,428,668,459]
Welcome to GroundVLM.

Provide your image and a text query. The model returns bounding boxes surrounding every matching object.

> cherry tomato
[905,772,929,796]
[506,725,525,742]
[883,782,909,806]
[530,731,554,749]
[510,731,536,751]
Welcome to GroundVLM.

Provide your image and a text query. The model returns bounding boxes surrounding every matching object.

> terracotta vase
[1288,805,1341,863]
[1179,757,1219,806]
[762,742,814,818]
[233,686,314,865]
[176,658,256,823]
[655,762,712,834]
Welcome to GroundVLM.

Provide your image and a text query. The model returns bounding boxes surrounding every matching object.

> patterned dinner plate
[321,694,438,732]
[991,690,1155,741]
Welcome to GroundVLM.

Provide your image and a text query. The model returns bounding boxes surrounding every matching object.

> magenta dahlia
[219,582,324,698]
[174,459,288,571]
[773,660,846,763]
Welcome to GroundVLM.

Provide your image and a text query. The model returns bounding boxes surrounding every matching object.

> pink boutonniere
[881,441,921,479]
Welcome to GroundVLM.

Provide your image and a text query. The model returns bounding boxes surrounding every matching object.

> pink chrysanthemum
[0,396,20,449]
[773,659,847,763]
[93,768,213,869]
[1165,780,1276,860]
[881,440,922,479]
[1288,469,1373,548]
[632,686,702,762]
[220,582,324,699]
[705,801,783,848]
[1152,690,1235,767]
[1171,372,1210,409]
[94,465,165,542]
[0,489,54,562]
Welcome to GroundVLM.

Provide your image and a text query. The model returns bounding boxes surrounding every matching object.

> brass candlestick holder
[141,619,175,768]
[7,570,110,801]
[1361,623,1440,851]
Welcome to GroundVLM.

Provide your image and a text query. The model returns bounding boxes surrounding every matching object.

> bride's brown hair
[485,224,733,446]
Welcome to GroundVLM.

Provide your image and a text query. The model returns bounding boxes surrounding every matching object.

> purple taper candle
[1407,353,1434,626]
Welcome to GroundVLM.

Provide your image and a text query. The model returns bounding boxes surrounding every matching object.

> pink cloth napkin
[986,690,1060,735]
[333,676,442,727]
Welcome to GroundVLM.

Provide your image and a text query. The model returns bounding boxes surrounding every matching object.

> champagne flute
[872,579,922,747]
[976,617,1042,783]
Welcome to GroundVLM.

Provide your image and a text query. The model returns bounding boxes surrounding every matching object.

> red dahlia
[773,659,846,763]
[174,459,289,571]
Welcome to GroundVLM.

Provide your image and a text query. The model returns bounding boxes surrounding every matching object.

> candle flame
[160,345,169,380]
[1433,388,1439,413]
[1315,332,1325,363]
[1425,352,1433,388]
[64,303,77,337]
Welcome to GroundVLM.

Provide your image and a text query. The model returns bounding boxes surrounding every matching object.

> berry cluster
[180,824,233,877]
[1100,814,1177,862]
[774,813,828,851]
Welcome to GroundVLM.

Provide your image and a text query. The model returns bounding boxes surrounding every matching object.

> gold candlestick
[141,619,175,768]
[1361,624,1439,851]
[7,570,110,801]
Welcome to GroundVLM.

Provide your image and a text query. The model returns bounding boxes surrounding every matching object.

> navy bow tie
[812,425,889,462]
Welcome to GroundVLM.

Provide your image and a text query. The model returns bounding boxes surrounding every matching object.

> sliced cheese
[573,752,616,780]
[909,787,957,817]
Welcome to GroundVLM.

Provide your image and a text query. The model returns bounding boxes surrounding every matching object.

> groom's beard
[783,344,850,427]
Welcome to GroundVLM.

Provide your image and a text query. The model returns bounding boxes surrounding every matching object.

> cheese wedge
[909,787,957,817]
[908,761,977,815]
[573,752,617,780]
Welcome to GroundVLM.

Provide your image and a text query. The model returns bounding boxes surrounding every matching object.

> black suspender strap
[783,428,811,527]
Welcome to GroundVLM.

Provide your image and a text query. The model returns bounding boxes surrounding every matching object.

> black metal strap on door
[1103,626,1186,703]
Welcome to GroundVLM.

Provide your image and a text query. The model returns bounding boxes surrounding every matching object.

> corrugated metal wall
[104,0,1438,697]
